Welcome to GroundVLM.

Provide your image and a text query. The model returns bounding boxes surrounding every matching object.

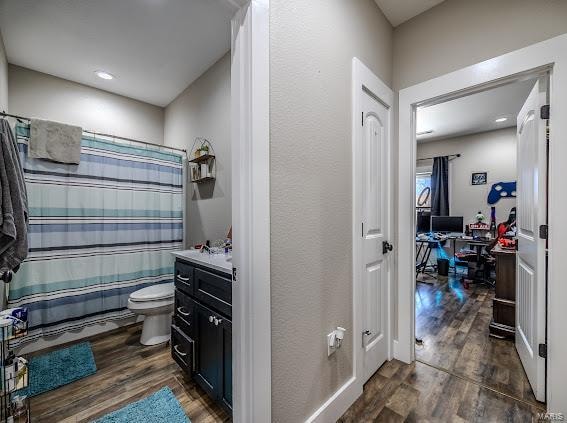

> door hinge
[540,104,550,120]
[232,267,237,281]
[361,112,364,126]
[538,343,547,359]
[539,224,549,240]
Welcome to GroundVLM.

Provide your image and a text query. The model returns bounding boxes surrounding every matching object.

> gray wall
[164,53,231,247]
[393,0,567,90]
[8,65,164,143]
[417,128,517,226]
[269,1,392,421]
[0,30,7,111]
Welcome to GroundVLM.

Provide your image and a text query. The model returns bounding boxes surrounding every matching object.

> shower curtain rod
[0,111,187,154]
[416,153,461,161]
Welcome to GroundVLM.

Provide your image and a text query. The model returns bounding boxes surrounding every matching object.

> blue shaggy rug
[22,341,97,397]
[93,387,190,423]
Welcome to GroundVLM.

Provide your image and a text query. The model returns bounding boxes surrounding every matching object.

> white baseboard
[305,376,362,423]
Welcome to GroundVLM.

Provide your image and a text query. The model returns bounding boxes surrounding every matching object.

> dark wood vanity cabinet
[171,258,232,413]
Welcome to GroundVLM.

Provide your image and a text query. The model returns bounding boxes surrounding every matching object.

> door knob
[213,317,223,326]
[382,241,393,254]
[209,315,214,323]
[363,330,372,336]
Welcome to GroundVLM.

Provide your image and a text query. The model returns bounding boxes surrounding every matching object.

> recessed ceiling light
[416,130,434,136]
[495,117,507,123]
[95,70,114,80]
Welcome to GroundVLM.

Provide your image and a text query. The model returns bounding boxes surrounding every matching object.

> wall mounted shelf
[189,138,216,184]
[192,176,216,184]
[189,154,216,164]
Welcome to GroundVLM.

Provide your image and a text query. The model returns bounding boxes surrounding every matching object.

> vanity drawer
[194,268,232,318]
[175,260,194,295]
[174,289,195,337]
[171,325,194,374]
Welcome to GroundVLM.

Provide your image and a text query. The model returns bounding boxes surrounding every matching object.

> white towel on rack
[29,118,82,164]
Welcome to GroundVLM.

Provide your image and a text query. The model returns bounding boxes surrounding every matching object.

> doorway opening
[396,34,567,414]
[413,75,547,409]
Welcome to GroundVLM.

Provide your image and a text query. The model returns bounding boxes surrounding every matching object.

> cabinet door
[193,302,220,398]
[219,318,232,411]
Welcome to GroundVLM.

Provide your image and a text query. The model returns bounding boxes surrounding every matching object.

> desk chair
[460,244,495,288]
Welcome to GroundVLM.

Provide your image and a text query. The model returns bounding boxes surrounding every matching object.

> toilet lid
[130,283,174,302]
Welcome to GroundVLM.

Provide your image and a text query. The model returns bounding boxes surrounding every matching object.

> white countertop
[172,249,232,275]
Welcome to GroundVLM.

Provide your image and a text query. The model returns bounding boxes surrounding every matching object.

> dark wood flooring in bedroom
[29,324,230,423]
[340,274,546,422]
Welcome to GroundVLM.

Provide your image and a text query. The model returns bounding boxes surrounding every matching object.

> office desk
[489,245,516,339]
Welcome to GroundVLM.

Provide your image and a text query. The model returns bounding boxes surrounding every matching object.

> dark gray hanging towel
[431,156,449,217]
[0,119,28,274]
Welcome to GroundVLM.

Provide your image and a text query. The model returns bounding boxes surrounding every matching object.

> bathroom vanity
[170,250,233,413]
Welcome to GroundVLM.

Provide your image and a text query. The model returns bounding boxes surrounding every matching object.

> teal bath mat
[22,341,97,397]
[93,387,190,423]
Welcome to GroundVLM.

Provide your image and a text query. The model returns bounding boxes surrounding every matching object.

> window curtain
[431,156,449,216]
[8,123,184,346]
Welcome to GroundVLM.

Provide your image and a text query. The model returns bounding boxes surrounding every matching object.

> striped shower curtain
[8,124,184,345]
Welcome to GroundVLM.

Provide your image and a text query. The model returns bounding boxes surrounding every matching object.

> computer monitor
[431,216,464,233]
[416,212,431,233]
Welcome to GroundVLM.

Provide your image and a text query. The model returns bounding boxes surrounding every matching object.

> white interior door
[353,59,392,384]
[516,77,547,402]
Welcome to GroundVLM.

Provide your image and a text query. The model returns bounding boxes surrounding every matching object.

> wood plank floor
[415,275,541,407]
[29,324,230,423]
[28,275,544,422]
[340,273,547,421]
[339,359,544,422]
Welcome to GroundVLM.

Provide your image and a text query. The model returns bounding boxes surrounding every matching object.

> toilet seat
[129,283,174,302]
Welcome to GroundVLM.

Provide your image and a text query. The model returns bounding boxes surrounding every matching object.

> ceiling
[374,0,445,27]
[416,79,536,143]
[0,0,240,107]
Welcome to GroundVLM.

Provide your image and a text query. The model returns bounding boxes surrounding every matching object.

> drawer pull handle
[173,345,187,357]
[177,275,191,282]
[177,307,191,317]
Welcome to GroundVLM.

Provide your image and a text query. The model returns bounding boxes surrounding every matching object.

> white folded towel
[29,118,82,164]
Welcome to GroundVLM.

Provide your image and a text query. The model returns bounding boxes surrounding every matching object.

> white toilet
[127,283,175,345]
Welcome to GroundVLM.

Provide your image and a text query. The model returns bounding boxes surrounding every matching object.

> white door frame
[230,1,271,422]
[396,34,567,413]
